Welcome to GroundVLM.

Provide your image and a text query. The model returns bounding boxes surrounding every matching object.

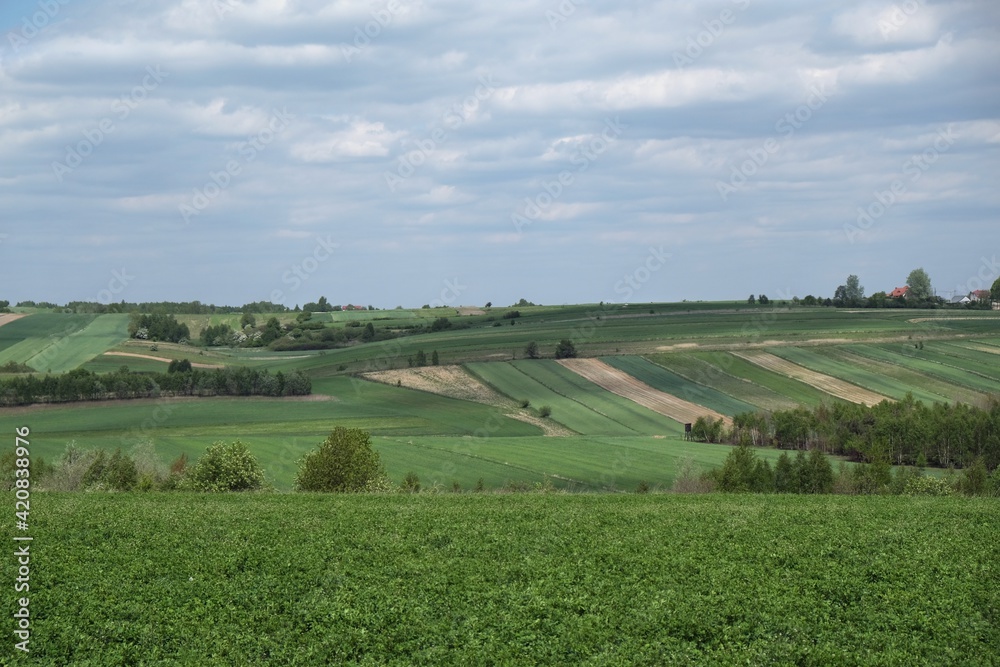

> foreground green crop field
[8,494,997,665]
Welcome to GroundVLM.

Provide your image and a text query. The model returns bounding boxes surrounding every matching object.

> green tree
[906,267,933,302]
[991,276,1000,302]
[803,448,833,494]
[774,452,795,493]
[525,341,540,359]
[431,350,440,366]
[240,312,256,329]
[361,322,375,342]
[717,444,758,492]
[430,317,452,332]
[845,274,865,306]
[414,350,428,367]
[183,440,266,492]
[104,448,139,491]
[295,428,385,492]
[959,457,989,496]
[554,339,577,359]
[747,294,756,305]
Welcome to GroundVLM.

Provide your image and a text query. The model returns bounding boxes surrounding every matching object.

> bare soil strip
[557,358,730,426]
[731,351,888,406]
[362,365,572,436]
[102,352,224,369]
[0,313,28,328]
[364,365,508,404]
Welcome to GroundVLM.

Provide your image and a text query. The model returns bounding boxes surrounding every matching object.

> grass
[375,435,785,491]
[14,493,999,665]
[510,360,682,435]
[765,346,913,402]
[688,351,838,408]
[466,361,639,435]
[0,313,97,369]
[606,355,757,416]
[643,352,800,412]
[3,305,999,491]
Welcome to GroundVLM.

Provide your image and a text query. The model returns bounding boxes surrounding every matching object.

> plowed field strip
[557,358,730,426]
[731,351,888,406]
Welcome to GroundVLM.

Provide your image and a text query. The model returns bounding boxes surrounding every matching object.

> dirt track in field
[731,351,888,406]
[102,352,223,369]
[556,358,730,426]
[361,365,573,436]
[0,314,27,328]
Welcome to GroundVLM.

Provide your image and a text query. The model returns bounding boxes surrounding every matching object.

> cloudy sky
[1,0,998,308]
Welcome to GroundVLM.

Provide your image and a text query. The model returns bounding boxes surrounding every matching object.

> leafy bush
[402,472,421,493]
[903,475,955,496]
[295,428,385,492]
[538,405,552,418]
[554,339,577,359]
[183,440,266,492]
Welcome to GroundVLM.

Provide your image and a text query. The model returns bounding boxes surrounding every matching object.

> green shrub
[554,339,576,359]
[402,472,421,493]
[538,405,552,418]
[183,440,266,492]
[295,428,385,493]
[903,475,954,496]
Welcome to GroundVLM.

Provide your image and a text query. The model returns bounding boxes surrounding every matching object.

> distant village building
[887,286,909,299]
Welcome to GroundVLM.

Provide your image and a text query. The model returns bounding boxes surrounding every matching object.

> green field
[467,361,642,435]
[2,305,999,489]
[11,493,998,665]
[605,355,757,416]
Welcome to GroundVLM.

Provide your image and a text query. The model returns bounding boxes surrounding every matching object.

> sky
[1,0,998,309]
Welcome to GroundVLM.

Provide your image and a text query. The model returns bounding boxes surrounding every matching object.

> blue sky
[1,0,998,308]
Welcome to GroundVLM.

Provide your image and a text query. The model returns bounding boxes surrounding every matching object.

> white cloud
[290,119,403,162]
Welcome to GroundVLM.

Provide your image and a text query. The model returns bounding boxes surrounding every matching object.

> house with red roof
[887,286,909,299]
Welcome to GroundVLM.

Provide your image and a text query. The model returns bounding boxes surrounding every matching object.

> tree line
[0,365,311,406]
[685,443,998,496]
[42,300,293,315]
[689,394,1000,471]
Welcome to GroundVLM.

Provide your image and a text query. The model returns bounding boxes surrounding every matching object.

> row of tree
[690,394,1000,471]
[815,269,999,309]
[0,365,311,406]
[128,313,191,343]
[524,339,577,359]
[697,444,997,496]
[67,300,291,315]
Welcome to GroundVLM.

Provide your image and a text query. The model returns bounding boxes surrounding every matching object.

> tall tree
[906,268,933,302]
[845,275,865,306]
[991,276,1000,302]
